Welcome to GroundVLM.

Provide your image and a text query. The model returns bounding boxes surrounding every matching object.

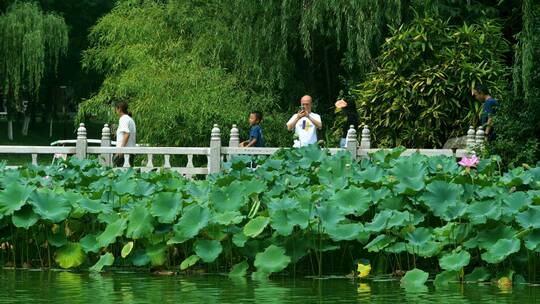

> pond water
[1,269,539,303]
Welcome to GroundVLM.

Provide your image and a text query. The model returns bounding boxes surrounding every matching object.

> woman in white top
[114,101,136,167]
[286,95,322,147]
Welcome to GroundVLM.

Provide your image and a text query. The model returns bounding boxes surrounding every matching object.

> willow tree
[0,2,68,140]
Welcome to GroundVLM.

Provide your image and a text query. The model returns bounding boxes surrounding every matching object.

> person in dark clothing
[335,99,359,148]
[472,84,498,142]
[240,111,265,147]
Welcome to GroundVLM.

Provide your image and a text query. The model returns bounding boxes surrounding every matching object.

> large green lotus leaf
[211,210,244,225]
[90,252,114,272]
[55,242,85,269]
[150,192,181,224]
[466,200,501,224]
[326,223,364,241]
[232,232,248,247]
[470,226,517,250]
[481,238,521,264]
[48,229,68,247]
[354,166,384,184]
[386,242,407,254]
[78,198,111,214]
[439,251,470,271]
[317,203,346,229]
[377,196,402,211]
[411,241,442,258]
[0,182,34,215]
[229,260,249,277]
[80,234,100,253]
[428,156,459,175]
[131,249,150,266]
[433,223,473,244]
[516,206,540,229]
[254,245,291,274]
[319,157,351,189]
[133,181,156,197]
[288,208,311,229]
[244,216,270,238]
[524,230,540,251]
[502,192,531,215]
[205,224,227,241]
[475,186,500,199]
[387,210,413,229]
[126,204,154,239]
[169,204,209,244]
[209,181,247,212]
[420,181,463,218]
[391,157,426,194]
[97,212,120,224]
[180,255,200,270]
[501,168,532,187]
[365,210,391,232]
[400,268,429,287]
[283,237,310,263]
[96,218,128,248]
[405,227,432,247]
[364,234,396,252]
[368,188,391,204]
[147,243,167,266]
[434,270,459,287]
[112,178,137,195]
[243,179,266,195]
[11,204,39,229]
[270,210,294,236]
[29,188,71,223]
[194,239,223,263]
[464,267,491,282]
[268,198,298,212]
[332,188,371,216]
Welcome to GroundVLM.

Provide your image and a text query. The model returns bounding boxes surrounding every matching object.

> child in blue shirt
[240,111,265,147]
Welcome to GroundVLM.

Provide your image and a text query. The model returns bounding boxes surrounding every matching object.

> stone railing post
[229,124,240,147]
[76,123,87,160]
[208,124,221,174]
[345,125,358,160]
[475,126,485,149]
[466,126,476,150]
[360,125,371,149]
[101,124,112,166]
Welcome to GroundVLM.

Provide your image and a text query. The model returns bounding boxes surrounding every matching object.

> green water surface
[0,269,539,303]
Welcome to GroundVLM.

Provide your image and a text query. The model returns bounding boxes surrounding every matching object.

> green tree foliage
[490,0,540,167]
[0,2,68,111]
[352,17,509,148]
[79,0,288,146]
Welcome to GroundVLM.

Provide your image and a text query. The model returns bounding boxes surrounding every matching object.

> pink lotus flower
[459,155,479,168]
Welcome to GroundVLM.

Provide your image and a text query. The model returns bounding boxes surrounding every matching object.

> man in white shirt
[286,95,322,147]
[114,101,136,166]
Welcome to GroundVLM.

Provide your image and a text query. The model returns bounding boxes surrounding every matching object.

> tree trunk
[7,119,13,141]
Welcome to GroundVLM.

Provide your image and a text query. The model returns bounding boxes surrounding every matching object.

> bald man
[286,95,322,147]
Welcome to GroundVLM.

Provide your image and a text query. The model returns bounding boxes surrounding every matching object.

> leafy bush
[1,147,540,283]
[352,17,509,148]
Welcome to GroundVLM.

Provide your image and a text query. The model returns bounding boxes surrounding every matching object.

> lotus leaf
[332,188,371,216]
[391,157,426,194]
[464,267,491,282]
[232,232,248,247]
[78,198,111,214]
[288,208,310,229]
[146,243,167,266]
[96,218,127,248]
[365,210,391,232]
[0,182,34,215]
[80,234,100,253]
[412,241,442,257]
[387,210,413,229]
[211,210,244,225]
[466,200,501,224]
[121,241,134,258]
[355,166,384,184]
[126,204,154,239]
[55,242,85,268]
[405,227,432,247]
[386,242,407,254]
[502,192,531,215]
[326,223,364,241]
[439,251,470,271]
[11,205,39,229]
[364,235,396,252]
[29,188,71,223]
[90,252,114,272]
[194,239,223,263]
[516,206,540,229]
[131,250,150,266]
[270,210,294,236]
[169,204,209,244]
[524,230,540,251]
[48,229,68,247]
[421,181,463,218]
[400,268,429,287]
[150,192,181,223]
[268,198,297,212]
[481,238,521,264]
[254,245,291,274]
[112,178,137,195]
[244,216,270,238]
[209,181,246,212]
[229,260,249,277]
[434,270,458,287]
[133,181,156,197]
[180,255,200,270]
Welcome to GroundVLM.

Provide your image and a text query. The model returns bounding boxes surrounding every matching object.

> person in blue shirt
[472,84,498,142]
[240,111,265,147]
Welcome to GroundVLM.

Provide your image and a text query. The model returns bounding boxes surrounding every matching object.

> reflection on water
[0,269,539,303]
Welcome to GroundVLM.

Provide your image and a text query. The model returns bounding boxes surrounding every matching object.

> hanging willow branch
[0,2,68,111]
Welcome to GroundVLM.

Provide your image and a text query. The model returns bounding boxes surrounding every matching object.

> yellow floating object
[497,277,512,289]
[357,262,371,278]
